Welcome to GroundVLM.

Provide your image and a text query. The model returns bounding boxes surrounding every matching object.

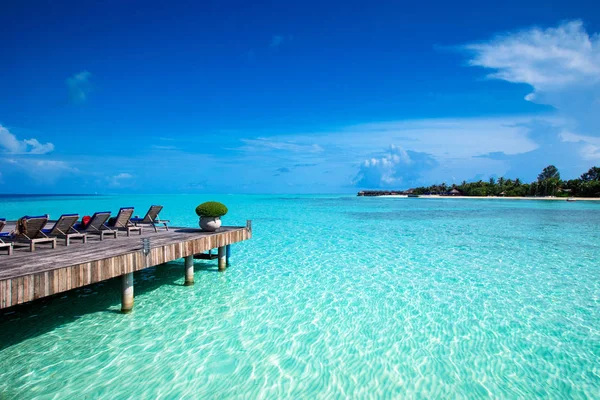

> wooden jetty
[0,221,252,312]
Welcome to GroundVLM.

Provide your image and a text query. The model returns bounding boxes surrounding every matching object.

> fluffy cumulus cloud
[0,125,54,154]
[465,20,600,138]
[353,145,437,188]
[67,71,93,103]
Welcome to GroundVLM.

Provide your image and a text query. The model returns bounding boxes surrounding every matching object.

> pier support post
[121,272,134,313]
[226,245,231,266]
[184,255,194,286]
[218,246,226,271]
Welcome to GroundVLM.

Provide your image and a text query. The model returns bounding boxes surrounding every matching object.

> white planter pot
[199,216,221,232]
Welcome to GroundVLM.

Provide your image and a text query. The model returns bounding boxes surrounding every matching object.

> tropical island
[358,165,600,199]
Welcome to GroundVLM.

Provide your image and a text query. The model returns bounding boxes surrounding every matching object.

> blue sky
[1,0,599,193]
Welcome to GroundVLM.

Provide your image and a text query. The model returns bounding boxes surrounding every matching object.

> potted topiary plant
[196,201,228,232]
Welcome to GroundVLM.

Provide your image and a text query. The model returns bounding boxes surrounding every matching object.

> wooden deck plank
[0,226,251,309]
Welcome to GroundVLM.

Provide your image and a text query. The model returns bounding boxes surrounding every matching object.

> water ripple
[0,196,599,398]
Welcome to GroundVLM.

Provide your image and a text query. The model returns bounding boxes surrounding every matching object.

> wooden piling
[218,246,226,271]
[184,255,194,286]
[121,272,134,313]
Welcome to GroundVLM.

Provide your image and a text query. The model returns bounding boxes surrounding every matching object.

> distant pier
[0,222,252,312]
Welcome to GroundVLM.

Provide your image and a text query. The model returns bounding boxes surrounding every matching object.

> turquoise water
[1,194,599,398]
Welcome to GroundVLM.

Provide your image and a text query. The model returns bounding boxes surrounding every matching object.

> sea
[0,194,599,398]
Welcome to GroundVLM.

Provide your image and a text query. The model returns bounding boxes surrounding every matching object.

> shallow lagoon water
[0,194,599,398]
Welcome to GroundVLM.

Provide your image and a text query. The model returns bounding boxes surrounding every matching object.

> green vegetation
[413,165,600,197]
[195,201,228,217]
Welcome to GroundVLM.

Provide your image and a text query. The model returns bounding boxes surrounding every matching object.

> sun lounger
[131,205,170,232]
[110,207,142,236]
[77,211,118,240]
[0,218,14,255]
[41,214,87,246]
[6,215,56,252]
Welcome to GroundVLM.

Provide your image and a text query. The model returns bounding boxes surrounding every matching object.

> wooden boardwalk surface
[0,224,251,309]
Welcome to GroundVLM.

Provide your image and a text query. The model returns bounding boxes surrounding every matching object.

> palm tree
[581,166,600,181]
[538,165,560,181]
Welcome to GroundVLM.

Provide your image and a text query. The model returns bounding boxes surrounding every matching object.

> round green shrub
[195,201,228,217]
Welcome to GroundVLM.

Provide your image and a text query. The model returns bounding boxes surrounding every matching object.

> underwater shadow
[0,260,221,351]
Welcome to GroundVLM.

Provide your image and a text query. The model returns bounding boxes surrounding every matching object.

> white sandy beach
[379,195,600,201]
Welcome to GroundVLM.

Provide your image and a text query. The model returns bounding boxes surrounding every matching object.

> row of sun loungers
[0,205,169,254]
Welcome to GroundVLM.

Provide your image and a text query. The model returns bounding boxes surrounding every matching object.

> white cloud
[337,117,542,158]
[34,160,76,172]
[152,145,177,150]
[579,144,600,160]
[560,131,600,160]
[67,71,93,103]
[0,125,54,154]
[1,158,78,183]
[266,116,543,163]
[109,172,134,187]
[240,138,323,153]
[353,145,437,188]
[465,20,600,137]
[466,20,600,90]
